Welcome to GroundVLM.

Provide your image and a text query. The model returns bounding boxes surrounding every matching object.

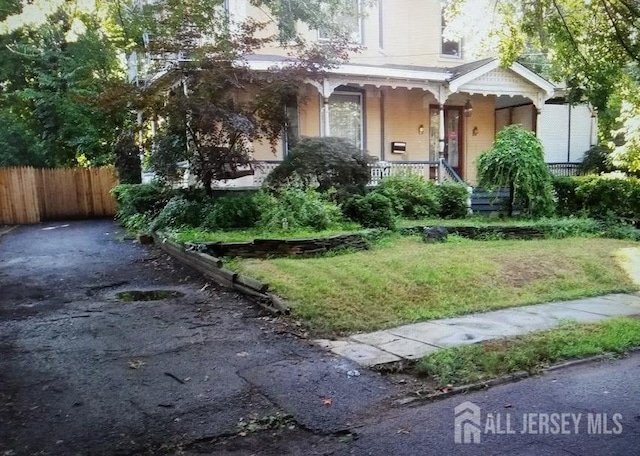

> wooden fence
[0,167,119,224]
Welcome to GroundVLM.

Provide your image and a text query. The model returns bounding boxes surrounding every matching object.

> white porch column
[307,78,341,137]
[322,79,333,137]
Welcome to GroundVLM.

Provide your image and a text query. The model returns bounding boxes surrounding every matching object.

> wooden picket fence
[0,167,119,224]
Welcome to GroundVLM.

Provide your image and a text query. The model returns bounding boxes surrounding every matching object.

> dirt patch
[498,258,556,287]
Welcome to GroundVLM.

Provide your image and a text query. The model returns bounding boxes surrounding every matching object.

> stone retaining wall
[193,233,370,258]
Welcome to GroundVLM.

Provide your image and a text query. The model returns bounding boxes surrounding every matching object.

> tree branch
[600,0,640,64]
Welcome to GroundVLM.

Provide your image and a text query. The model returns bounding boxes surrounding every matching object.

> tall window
[283,99,299,155]
[319,0,363,44]
[441,2,461,57]
[328,92,363,149]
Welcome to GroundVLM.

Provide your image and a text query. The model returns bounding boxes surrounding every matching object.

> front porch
[247,57,561,186]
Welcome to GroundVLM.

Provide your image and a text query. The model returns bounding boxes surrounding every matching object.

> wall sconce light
[464,98,473,117]
[418,124,425,135]
[472,126,479,136]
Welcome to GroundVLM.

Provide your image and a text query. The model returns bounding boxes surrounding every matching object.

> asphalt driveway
[0,220,394,455]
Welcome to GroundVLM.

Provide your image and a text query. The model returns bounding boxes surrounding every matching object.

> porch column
[438,103,445,184]
[322,97,331,137]
[321,79,332,137]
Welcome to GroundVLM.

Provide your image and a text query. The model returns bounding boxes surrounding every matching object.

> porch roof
[245,54,558,105]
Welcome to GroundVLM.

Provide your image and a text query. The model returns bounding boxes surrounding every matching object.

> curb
[151,232,290,315]
[395,349,640,406]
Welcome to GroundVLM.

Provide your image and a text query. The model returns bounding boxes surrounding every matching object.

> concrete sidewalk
[316,293,640,366]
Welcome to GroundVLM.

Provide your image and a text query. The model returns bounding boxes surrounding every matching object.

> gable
[455,67,542,98]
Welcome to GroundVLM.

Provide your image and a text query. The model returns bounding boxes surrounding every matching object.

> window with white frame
[441,1,461,57]
[328,91,363,149]
[319,0,363,44]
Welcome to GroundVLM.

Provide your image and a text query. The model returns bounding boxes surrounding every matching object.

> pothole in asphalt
[116,290,185,302]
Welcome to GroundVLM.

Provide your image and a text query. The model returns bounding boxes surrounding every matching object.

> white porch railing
[368,161,439,186]
[142,159,467,188]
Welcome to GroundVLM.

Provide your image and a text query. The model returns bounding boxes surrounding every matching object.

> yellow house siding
[463,95,496,185]
[382,88,435,161]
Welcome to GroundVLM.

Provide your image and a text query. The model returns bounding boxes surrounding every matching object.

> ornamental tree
[477,125,555,217]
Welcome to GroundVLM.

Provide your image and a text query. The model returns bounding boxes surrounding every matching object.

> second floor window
[319,0,363,44]
[441,2,461,57]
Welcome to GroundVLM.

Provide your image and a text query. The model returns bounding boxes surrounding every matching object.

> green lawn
[233,237,639,334]
[416,317,640,386]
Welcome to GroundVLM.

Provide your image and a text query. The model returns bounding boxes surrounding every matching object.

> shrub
[343,193,397,230]
[579,145,613,175]
[201,192,262,230]
[111,183,172,220]
[477,125,555,217]
[375,174,440,219]
[437,184,469,218]
[553,177,585,217]
[554,175,640,221]
[265,137,372,199]
[257,187,345,232]
[150,197,204,231]
[534,217,602,238]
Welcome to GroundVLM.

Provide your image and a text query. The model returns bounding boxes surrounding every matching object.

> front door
[430,106,464,179]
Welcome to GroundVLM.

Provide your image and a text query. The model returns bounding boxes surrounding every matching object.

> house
[138,0,596,187]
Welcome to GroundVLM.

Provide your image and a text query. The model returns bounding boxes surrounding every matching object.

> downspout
[567,103,572,162]
[380,89,386,160]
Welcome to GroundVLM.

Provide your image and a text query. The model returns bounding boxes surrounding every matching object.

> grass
[167,224,363,243]
[232,237,639,334]
[416,317,640,386]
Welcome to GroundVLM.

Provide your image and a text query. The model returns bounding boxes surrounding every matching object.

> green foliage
[477,125,554,217]
[149,196,204,231]
[343,193,397,230]
[553,176,640,221]
[579,145,613,175]
[148,132,188,184]
[265,137,372,199]
[111,183,172,220]
[257,187,345,232]
[201,193,262,230]
[0,108,46,166]
[436,183,469,219]
[553,177,583,217]
[534,217,601,239]
[375,174,440,219]
[0,8,128,167]
[121,213,151,234]
[112,130,142,184]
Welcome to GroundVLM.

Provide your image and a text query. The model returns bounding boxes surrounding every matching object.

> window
[319,0,363,44]
[328,91,363,149]
[441,2,461,57]
[283,99,299,155]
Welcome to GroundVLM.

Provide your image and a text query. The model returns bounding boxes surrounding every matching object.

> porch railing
[547,162,582,177]
[368,160,440,186]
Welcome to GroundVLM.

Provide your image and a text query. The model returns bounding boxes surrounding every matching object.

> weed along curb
[151,232,289,315]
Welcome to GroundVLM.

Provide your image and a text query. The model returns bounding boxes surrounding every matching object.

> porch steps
[470,187,511,214]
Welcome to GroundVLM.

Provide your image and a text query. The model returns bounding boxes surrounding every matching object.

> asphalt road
[1,220,638,455]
